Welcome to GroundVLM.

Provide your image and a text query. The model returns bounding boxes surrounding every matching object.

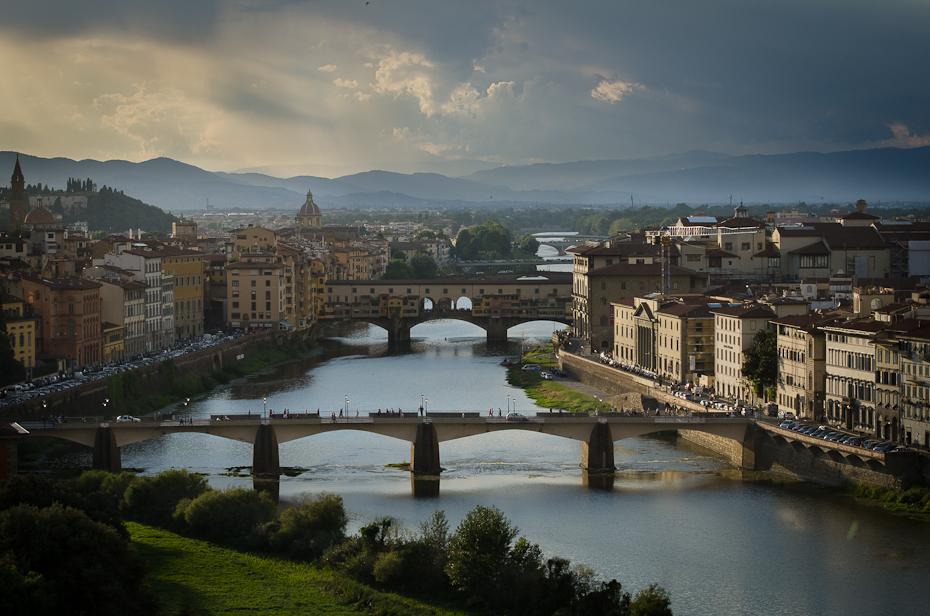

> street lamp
[263,396,267,419]
[103,398,109,422]
[507,395,510,415]
[425,398,428,415]
[185,398,190,423]
[421,394,424,415]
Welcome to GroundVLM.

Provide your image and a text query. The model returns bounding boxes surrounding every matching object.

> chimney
[856,199,867,214]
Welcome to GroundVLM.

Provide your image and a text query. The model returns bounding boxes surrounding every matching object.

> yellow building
[160,248,205,339]
[102,322,125,362]
[1,292,37,373]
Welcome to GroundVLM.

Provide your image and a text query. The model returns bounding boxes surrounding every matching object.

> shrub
[174,487,276,542]
[271,492,348,559]
[0,503,161,616]
[373,550,406,584]
[0,474,126,538]
[121,470,210,527]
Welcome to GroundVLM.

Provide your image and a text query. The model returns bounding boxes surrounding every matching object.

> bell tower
[9,155,26,232]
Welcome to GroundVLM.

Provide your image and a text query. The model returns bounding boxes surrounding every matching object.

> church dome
[24,206,55,225]
[298,190,321,216]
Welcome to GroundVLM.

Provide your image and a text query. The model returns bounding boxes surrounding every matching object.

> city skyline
[1,1,929,178]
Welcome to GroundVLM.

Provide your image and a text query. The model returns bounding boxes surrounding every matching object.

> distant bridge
[18,414,756,476]
[536,235,607,255]
[324,274,573,343]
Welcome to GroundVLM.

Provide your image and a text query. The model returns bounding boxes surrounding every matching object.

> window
[232,291,239,297]
[742,243,750,251]
[251,280,256,287]
[266,280,271,287]
[725,242,733,251]
[266,291,271,300]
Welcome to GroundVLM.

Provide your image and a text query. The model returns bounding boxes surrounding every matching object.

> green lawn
[508,347,610,413]
[129,523,467,616]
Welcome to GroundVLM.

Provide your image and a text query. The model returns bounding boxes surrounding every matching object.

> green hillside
[63,186,179,234]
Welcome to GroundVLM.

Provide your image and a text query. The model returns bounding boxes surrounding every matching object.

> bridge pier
[486,318,509,342]
[581,422,615,472]
[411,422,441,475]
[92,427,122,473]
[252,424,280,475]
[387,319,411,346]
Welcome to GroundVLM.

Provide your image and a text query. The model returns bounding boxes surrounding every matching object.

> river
[47,320,930,616]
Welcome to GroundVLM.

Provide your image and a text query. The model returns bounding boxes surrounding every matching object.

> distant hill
[3,146,929,211]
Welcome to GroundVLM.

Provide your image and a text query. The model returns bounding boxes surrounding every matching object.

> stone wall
[559,352,654,397]
[679,426,914,488]
[4,331,283,420]
[678,429,749,468]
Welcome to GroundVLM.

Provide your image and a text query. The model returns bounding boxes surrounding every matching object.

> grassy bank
[839,481,930,514]
[129,522,469,616]
[507,345,610,413]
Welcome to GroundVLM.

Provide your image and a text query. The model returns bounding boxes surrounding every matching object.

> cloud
[333,78,358,88]
[318,64,337,72]
[92,82,223,160]
[371,50,438,116]
[884,123,930,148]
[591,78,646,104]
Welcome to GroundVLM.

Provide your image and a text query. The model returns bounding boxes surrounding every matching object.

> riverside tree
[742,329,778,400]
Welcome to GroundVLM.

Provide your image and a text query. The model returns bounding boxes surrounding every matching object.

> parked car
[521,364,541,371]
[540,371,553,380]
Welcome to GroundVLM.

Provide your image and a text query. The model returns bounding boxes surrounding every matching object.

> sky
[1,0,929,178]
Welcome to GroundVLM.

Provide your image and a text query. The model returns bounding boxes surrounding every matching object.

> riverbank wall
[559,351,926,488]
[3,330,298,420]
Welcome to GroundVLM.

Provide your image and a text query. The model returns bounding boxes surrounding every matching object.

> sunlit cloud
[318,64,337,72]
[371,50,438,116]
[333,78,358,88]
[591,78,646,104]
[884,122,930,148]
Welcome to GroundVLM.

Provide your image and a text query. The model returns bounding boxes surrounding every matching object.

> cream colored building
[613,296,716,384]
[711,303,776,402]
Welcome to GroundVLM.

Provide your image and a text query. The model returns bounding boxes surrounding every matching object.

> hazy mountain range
[3,147,929,213]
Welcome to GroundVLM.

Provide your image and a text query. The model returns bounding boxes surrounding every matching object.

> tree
[391,249,407,261]
[519,233,540,254]
[121,469,210,526]
[415,230,437,240]
[0,504,161,616]
[411,252,438,279]
[383,258,413,279]
[445,505,519,606]
[742,328,778,400]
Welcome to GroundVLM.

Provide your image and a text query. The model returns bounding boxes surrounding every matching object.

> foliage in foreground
[1,471,674,615]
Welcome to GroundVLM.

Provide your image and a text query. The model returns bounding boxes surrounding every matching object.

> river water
[51,320,930,616]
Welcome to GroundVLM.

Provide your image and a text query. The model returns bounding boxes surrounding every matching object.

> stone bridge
[324,273,573,343]
[536,235,607,255]
[19,414,755,476]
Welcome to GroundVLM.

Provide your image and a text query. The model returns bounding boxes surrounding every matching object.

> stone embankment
[4,330,293,420]
[559,349,925,488]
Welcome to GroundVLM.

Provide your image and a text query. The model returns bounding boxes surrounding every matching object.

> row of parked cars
[779,421,910,453]
[1,333,238,408]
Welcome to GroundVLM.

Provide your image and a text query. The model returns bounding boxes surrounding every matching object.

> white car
[521,364,541,371]
[506,412,528,421]
[116,415,141,422]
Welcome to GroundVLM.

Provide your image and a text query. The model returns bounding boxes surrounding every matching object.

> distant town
[2,155,930,451]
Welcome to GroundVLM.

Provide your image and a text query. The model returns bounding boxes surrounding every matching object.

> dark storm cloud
[0,0,222,42]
